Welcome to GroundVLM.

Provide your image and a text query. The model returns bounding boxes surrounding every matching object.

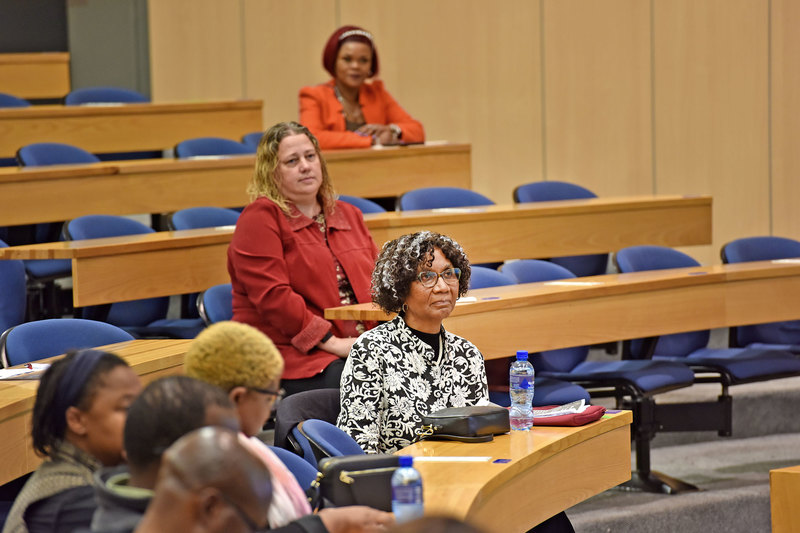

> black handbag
[310,454,399,511]
[416,405,510,443]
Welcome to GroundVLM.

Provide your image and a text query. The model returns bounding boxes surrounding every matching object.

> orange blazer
[299,79,425,150]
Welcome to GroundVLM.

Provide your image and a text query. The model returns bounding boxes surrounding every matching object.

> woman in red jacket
[228,121,379,396]
[299,25,425,150]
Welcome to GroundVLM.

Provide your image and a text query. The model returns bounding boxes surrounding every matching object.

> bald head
[138,427,272,533]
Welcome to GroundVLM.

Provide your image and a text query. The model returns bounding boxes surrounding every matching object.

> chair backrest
[0,240,26,339]
[294,419,364,467]
[497,260,589,373]
[65,215,169,326]
[241,132,263,149]
[615,245,710,356]
[168,207,240,231]
[720,236,800,347]
[513,180,597,203]
[196,283,233,325]
[17,142,100,167]
[397,187,494,211]
[65,86,149,105]
[174,137,254,158]
[721,236,800,263]
[338,195,387,214]
[268,445,318,491]
[0,93,31,108]
[513,181,608,277]
[274,388,340,451]
[468,266,516,289]
[0,318,135,367]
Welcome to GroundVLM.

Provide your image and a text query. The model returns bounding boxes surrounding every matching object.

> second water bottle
[509,350,535,430]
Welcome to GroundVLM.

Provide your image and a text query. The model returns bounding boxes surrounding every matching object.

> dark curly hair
[371,231,471,313]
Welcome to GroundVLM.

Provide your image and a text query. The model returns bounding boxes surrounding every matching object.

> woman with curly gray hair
[336,231,488,453]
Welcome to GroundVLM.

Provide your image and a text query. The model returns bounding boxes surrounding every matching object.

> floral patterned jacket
[337,315,488,453]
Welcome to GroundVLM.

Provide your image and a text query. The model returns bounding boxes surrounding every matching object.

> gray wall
[67,0,150,98]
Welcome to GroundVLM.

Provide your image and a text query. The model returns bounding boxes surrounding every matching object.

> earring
[401,303,408,313]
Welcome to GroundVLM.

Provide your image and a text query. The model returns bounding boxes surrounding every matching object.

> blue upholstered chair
[0,92,31,108]
[468,265,516,289]
[64,215,205,338]
[720,236,800,352]
[0,240,27,341]
[174,137,254,158]
[196,283,233,326]
[15,142,102,319]
[0,318,135,367]
[64,86,148,105]
[338,195,387,214]
[274,388,340,452]
[242,132,264,149]
[268,445,318,491]
[291,419,365,468]
[168,207,240,231]
[614,245,800,387]
[468,262,592,409]
[496,258,722,493]
[397,186,493,212]
[512,181,608,277]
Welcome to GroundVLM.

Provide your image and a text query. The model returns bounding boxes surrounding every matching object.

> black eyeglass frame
[415,267,462,288]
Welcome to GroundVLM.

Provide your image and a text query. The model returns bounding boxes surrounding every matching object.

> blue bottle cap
[398,455,414,467]
[516,350,529,360]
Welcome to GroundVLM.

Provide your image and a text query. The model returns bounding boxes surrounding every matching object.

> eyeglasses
[416,267,461,288]
[248,387,285,408]
[221,492,269,532]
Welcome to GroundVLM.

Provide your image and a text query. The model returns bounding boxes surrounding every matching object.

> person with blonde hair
[230,121,379,396]
[185,321,393,533]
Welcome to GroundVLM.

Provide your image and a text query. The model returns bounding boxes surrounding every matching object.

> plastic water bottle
[509,350,535,430]
[391,455,424,523]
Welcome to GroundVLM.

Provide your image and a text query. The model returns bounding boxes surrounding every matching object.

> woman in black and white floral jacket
[336,231,489,453]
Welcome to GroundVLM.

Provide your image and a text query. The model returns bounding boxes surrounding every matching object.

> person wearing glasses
[337,231,489,454]
[185,321,393,533]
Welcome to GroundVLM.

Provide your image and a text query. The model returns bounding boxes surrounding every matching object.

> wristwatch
[389,123,402,139]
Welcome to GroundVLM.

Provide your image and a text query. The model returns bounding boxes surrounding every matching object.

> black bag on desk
[416,405,510,443]
[311,454,399,511]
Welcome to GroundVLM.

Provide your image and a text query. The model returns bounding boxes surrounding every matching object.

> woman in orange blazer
[299,25,425,150]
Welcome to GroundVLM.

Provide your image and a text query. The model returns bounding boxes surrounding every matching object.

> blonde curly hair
[185,321,284,391]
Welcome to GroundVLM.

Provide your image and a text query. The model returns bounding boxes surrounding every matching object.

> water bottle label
[392,484,423,504]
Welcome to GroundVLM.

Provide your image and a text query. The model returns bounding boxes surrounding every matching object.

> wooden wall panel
[653,0,769,264]
[543,0,652,198]
[241,0,336,130]
[340,0,542,203]
[148,0,244,102]
[770,0,800,239]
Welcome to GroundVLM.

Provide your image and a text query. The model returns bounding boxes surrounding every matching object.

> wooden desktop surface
[326,259,800,358]
[0,53,70,100]
[0,100,262,159]
[0,143,471,226]
[770,465,800,533]
[398,411,633,532]
[0,338,191,487]
[0,196,711,308]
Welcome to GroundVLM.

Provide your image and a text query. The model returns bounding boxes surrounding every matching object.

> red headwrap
[321,25,379,79]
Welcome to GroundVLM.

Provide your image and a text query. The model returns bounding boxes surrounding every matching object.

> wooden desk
[0,100,262,159]
[326,259,800,359]
[0,196,712,307]
[0,338,191,486]
[399,411,632,532]
[771,465,800,533]
[364,195,710,259]
[0,143,471,226]
[0,53,70,100]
